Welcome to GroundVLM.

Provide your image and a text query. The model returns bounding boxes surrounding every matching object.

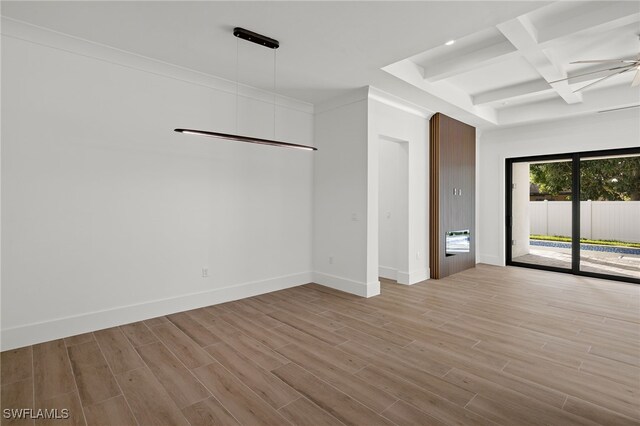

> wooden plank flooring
[1,264,639,425]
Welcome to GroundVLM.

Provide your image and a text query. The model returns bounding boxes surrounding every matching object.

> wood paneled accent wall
[429,113,476,279]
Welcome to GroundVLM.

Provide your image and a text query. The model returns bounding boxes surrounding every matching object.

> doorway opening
[378,136,409,283]
[506,147,640,283]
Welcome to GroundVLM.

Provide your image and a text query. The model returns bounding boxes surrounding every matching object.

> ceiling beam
[471,64,628,106]
[537,2,640,46]
[497,16,582,105]
[421,41,518,82]
[472,80,551,105]
[498,83,640,126]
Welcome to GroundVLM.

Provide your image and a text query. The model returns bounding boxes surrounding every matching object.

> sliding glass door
[578,153,640,280]
[506,148,640,284]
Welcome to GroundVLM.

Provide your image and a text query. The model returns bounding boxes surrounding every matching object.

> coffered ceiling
[384,1,640,126]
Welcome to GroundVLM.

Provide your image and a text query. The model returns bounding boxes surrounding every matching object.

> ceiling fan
[550,56,640,93]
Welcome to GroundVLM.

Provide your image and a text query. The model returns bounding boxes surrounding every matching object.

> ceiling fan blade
[573,67,634,93]
[549,65,634,84]
[632,69,640,87]
[570,59,636,64]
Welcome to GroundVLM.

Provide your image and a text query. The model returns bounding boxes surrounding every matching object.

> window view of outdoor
[511,155,640,280]
[577,155,640,279]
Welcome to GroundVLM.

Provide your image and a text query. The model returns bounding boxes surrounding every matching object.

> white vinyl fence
[530,201,640,243]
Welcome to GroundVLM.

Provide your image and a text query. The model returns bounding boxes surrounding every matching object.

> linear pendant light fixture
[174,27,317,151]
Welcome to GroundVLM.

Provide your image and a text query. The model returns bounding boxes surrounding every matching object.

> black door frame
[505,146,640,285]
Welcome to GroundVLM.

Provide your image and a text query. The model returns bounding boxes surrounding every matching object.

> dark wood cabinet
[429,113,476,279]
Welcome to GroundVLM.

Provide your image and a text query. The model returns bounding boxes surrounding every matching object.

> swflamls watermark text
[3,408,70,420]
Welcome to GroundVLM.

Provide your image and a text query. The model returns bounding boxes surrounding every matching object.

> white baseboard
[379,266,429,285]
[366,280,381,297]
[313,272,380,298]
[397,268,429,285]
[378,266,397,281]
[476,254,505,266]
[396,271,410,284]
[397,267,430,285]
[412,267,430,283]
[0,272,312,351]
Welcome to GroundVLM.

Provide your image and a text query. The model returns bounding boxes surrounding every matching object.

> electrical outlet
[202,267,209,278]
[329,256,334,264]
[351,213,358,221]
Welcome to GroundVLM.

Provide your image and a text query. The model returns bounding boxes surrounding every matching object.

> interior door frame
[505,146,640,285]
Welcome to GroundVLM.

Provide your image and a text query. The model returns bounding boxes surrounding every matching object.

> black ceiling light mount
[174,27,317,151]
[233,27,279,49]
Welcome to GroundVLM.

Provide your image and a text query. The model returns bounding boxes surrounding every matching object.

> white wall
[312,88,430,295]
[312,89,375,296]
[368,93,430,285]
[1,21,314,350]
[478,109,640,266]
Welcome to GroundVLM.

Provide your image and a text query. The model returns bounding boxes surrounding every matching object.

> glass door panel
[578,154,640,280]
[511,159,574,270]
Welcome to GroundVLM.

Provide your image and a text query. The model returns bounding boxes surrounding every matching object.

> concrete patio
[514,245,640,279]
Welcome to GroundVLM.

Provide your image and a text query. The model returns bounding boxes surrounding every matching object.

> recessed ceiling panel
[548,22,640,74]
[411,27,511,69]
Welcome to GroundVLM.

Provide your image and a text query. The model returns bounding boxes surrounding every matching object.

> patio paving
[514,245,640,279]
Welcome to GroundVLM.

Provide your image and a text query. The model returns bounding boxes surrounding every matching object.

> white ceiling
[2,1,638,128]
[384,1,640,126]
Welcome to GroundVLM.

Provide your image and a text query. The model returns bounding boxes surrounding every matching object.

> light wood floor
[2,264,639,426]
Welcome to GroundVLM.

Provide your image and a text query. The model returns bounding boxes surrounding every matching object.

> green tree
[530,157,640,201]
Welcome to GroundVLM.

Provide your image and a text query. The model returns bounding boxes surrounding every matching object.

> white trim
[313,272,380,298]
[0,272,312,351]
[365,280,381,297]
[396,271,411,285]
[0,17,314,114]
[378,266,397,281]
[397,267,430,285]
[368,86,435,119]
[314,87,369,115]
